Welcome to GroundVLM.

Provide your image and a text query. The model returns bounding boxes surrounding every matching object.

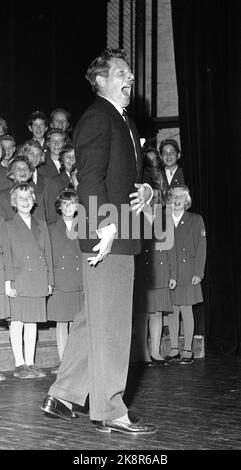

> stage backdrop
[171,0,241,353]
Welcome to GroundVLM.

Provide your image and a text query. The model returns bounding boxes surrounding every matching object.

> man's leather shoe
[94,418,157,435]
[127,411,139,424]
[41,396,79,421]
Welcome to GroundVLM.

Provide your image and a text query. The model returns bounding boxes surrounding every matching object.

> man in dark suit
[41,49,156,435]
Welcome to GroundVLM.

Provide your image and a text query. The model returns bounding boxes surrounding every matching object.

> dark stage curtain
[171,0,241,353]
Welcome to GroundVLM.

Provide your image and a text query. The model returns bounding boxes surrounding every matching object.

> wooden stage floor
[0,354,241,459]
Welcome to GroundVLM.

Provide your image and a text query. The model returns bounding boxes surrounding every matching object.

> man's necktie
[122,109,130,129]
[122,109,138,167]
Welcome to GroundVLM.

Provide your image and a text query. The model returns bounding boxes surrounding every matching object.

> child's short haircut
[159,138,180,155]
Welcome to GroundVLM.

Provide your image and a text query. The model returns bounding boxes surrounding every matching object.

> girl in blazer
[38,128,67,179]
[43,143,76,224]
[22,139,48,220]
[166,185,206,364]
[0,155,46,221]
[47,189,84,372]
[4,183,53,379]
[21,139,46,177]
[0,156,34,220]
[134,187,177,366]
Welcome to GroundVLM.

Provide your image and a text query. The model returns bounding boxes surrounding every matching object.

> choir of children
[0,113,206,377]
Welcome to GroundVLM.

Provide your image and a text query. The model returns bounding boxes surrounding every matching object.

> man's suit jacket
[4,213,53,297]
[73,96,143,255]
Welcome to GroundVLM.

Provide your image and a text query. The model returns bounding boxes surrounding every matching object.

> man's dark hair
[85,48,128,92]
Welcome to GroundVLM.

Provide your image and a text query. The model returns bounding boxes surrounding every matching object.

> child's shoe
[179,350,193,365]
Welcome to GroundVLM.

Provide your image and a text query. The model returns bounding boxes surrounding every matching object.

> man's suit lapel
[129,122,143,178]
[96,96,139,175]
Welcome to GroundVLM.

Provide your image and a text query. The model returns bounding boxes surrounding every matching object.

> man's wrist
[143,183,153,205]
[97,223,117,237]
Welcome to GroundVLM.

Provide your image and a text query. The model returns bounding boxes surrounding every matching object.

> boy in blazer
[158,139,185,200]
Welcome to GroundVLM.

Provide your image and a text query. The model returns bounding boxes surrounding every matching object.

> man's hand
[87,224,116,267]
[129,183,153,215]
